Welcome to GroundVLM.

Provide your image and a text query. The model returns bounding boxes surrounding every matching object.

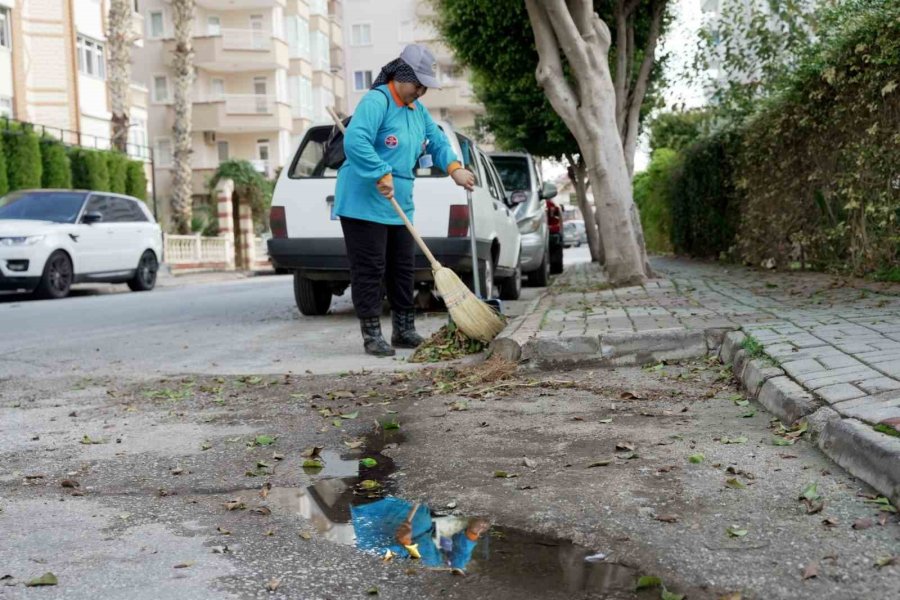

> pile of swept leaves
[409,323,487,363]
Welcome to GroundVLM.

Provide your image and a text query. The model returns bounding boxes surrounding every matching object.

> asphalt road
[0,248,593,380]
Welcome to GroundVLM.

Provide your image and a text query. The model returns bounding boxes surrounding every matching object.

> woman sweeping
[335,44,476,357]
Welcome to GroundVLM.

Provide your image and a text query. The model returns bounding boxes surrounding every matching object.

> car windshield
[0,191,86,223]
[490,156,530,193]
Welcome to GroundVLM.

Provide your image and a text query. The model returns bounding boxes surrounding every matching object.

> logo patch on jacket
[385,135,399,149]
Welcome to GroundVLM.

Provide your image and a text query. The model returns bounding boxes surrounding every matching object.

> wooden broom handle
[326,106,441,270]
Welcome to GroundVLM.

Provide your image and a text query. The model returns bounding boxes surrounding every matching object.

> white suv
[0,190,162,299]
[268,121,522,316]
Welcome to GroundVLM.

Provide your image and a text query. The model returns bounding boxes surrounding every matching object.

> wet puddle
[252,429,643,597]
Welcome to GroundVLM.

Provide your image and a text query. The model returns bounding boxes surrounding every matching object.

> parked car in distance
[563,220,588,248]
[268,121,522,316]
[0,190,162,299]
[488,151,559,286]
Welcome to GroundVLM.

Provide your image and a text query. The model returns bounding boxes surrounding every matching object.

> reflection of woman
[335,44,475,357]
[350,497,488,572]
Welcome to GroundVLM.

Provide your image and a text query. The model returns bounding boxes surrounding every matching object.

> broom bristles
[433,266,506,342]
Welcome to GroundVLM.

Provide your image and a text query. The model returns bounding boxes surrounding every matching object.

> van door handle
[326,195,334,203]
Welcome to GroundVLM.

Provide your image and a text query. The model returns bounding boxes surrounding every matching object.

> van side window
[289,127,337,178]
[478,153,500,200]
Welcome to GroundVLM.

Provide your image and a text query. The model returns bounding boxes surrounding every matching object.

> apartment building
[0,0,150,158]
[137,0,346,224]
[342,0,482,131]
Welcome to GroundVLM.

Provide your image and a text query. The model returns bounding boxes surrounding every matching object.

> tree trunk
[566,154,603,264]
[170,0,196,234]
[107,0,132,154]
[525,0,649,285]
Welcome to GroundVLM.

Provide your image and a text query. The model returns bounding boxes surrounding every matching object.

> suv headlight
[0,235,45,246]
[518,215,542,234]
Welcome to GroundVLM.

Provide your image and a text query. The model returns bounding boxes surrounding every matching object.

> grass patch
[873,423,900,438]
[741,335,766,360]
[409,323,487,363]
[872,266,900,283]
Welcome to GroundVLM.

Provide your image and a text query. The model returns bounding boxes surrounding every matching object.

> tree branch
[614,1,628,133]
[525,0,580,124]
[542,0,594,88]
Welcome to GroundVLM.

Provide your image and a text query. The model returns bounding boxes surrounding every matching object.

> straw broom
[326,107,505,343]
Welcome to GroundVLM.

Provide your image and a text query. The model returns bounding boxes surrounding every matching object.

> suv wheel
[499,263,522,300]
[128,251,158,292]
[529,245,550,287]
[34,251,73,300]
[294,273,332,316]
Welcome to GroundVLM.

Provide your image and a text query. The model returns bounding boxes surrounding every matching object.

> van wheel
[294,274,332,316]
[34,251,73,300]
[128,251,158,292]
[499,263,522,300]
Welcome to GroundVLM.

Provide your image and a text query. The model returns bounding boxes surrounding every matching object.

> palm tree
[170,0,196,233]
[107,0,133,154]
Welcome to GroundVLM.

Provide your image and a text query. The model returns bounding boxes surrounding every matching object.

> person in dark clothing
[335,44,475,356]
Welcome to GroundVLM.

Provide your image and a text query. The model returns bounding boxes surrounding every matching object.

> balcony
[192,94,293,133]
[132,12,145,46]
[164,29,288,72]
[422,83,480,111]
[192,0,286,8]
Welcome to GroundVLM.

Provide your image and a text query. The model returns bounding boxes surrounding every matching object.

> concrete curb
[726,329,900,511]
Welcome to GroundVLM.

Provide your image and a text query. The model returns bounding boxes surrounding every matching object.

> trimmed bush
[0,133,8,196]
[106,151,128,194]
[40,138,72,189]
[69,148,110,192]
[3,126,42,191]
[633,148,679,254]
[125,160,148,201]
[669,131,740,258]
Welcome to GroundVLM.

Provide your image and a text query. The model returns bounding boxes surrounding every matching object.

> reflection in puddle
[257,430,640,596]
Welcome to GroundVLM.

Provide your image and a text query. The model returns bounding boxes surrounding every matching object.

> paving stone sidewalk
[492,256,900,505]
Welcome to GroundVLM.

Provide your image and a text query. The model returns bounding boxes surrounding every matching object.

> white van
[268,121,522,316]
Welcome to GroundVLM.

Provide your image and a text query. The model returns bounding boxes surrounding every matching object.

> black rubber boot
[391,309,425,349]
[360,317,395,357]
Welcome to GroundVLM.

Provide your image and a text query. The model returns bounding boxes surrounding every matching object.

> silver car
[488,152,558,287]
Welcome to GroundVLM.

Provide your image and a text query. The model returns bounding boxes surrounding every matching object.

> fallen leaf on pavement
[822,517,838,527]
[344,440,364,449]
[721,435,748,444]
[171,467,184,476]
[571,416,584,421]
[173,562,194,569]
[522,457,536,468]
[635,575,662,590]
[799,482,822,502]
[60,479,79,488]
[661,589,685,600]
[216,526,231,535]
[726,525,748,537]
[299,531,312,540]
[587,460,612,468]
[254,435,276,446]
[725,478,746,489]
[852,518,873,530]
[874,556,898,568]
[301,446,323,458]
[251,506,271,516]
[773,438,795,446]
[718,594,742,600]
[340,411,359,420]
[367,587,379,595]
[620,391,643,400]
[802,562,819,580]
[266,578,280,592]
[25,573,57,587]
[688,453,705,464]
[655,514,678,523]
[598,418,613,424]
[803,499,825,514]
[302,459,324,469]
[224,499,246,511]
[615,442,635,452]
[359,479,382,489]
[360,458,378,468]
[493,471,517,478]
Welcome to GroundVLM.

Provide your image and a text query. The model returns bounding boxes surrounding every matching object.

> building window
[127,117,148,159]
[217,141,229,163]
[77,36,106,79]
[286,16,310,59]
[155,138,173,167]
[207,16,221,36]
[353,71,373,91]
[309,0,327,16]
[300,77,313,117]
[0,7,11,50]
[152,75,169,102]
[211,78,225,100]
[0,96,12,118]
[351,23,371,47]
[148,11,164,38]
[311,31,329,71]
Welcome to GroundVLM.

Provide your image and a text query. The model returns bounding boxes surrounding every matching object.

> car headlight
[0,235,45,246]
[518,215,542,234]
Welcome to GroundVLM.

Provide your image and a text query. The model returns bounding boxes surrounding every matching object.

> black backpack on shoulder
[322,88,389,170]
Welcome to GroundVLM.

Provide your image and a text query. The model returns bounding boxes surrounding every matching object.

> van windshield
[490,156,530,193]
[289,125,452,179]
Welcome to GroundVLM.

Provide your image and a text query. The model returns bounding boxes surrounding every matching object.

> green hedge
[125,160,148,200]
[0,134,8,196]
[106,151,128,194]
[40,138,72,188]
[633,148,679,254]
[3,126,42,191]
[664,0,900,274]
[69,148,110,192]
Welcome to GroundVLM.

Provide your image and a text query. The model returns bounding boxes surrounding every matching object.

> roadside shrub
[0,133,8,196]
[69,148,110,192]
[648,110,712,154]
[669,130,741,258]
[208,160,273,230]
[125,160,148,201]
[40,138,72,188]
[633,148,679,254]
[106,151,129,194]
[3,126,42,191]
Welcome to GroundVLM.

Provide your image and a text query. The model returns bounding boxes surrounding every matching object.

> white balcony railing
[164,234,232,267]
[224,94,275,114]
[220,28,272,51]
[249,159,271,177]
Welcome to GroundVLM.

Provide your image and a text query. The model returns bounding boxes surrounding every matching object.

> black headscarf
[371,58,421,89]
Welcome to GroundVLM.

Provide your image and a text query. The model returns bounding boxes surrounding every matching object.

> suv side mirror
[539,182,558,200]
[82,211,103,224]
